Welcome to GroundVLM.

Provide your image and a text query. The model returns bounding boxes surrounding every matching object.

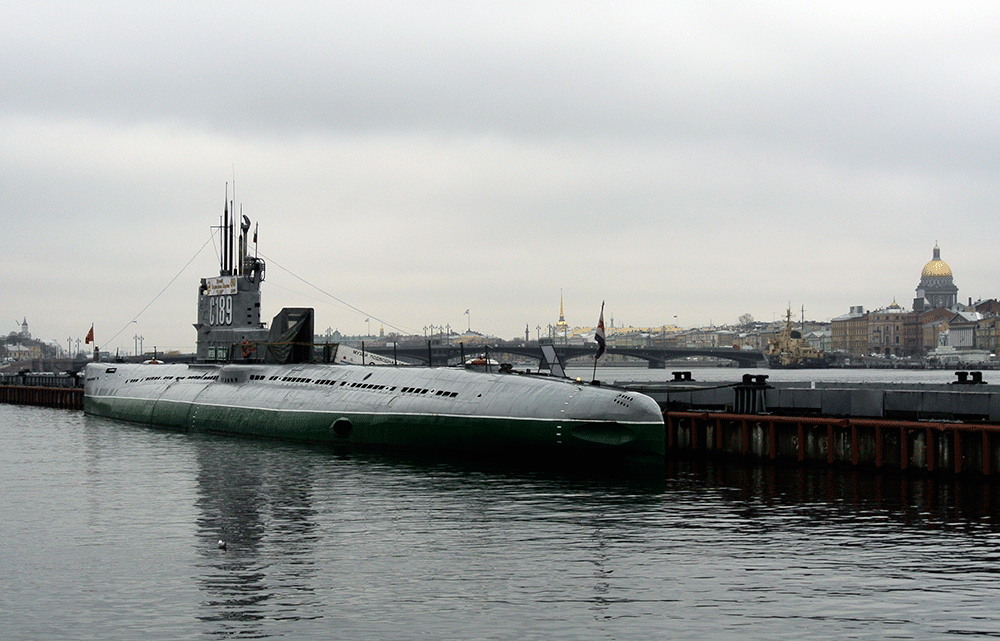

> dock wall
[0,385,83,410]
[666,411,1000,476]
[0,374,84,410]
[623,372,1000,422]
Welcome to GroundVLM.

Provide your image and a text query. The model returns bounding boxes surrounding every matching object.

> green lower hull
[84,396,665,457]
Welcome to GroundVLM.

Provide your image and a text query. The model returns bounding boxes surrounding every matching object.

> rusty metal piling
[0,385,83,410]
[665,410,1000,476]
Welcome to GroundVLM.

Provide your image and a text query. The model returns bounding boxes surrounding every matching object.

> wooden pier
[0,385,83,410]
[666,411,1000,476]
[0,373,84,410]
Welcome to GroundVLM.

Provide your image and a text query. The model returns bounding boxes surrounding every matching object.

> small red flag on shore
[85,325,94,344]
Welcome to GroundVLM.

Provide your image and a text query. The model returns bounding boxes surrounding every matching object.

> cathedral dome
[921,245,952,278]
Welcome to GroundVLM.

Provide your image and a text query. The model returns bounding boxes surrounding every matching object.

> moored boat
[84,201,664,457]
[764,308,834,369]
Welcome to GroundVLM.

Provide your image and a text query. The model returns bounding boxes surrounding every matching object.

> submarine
[84,202,665,457]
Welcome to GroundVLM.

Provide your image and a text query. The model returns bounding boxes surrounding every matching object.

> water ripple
[4,405,1000,639]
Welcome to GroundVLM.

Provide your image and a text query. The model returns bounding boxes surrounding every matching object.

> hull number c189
[209,295,233,326]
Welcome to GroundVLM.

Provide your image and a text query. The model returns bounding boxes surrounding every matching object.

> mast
[238,205,244,276]
[230,176,236,275]
[222,184,229,275]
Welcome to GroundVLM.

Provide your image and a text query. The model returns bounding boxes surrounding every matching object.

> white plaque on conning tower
[205,276,237,296]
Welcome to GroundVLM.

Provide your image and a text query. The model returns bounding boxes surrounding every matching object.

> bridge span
[363,343,764,369]
[9,344,763,373]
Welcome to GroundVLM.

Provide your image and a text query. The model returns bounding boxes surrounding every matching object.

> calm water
[5,376,1000,639]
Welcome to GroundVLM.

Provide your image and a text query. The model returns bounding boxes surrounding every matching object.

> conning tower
[194,191,269,361]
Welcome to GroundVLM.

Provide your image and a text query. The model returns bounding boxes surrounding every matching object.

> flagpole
[592,301,605,383]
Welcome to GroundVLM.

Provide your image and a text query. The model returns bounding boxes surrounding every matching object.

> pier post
[900,427,908,471]
[875,425,883,468]
[984,430,992,476]
[926,427,935,472]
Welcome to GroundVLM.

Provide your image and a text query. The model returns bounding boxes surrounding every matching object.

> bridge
[363,342,765,369]
[8,344,764,373]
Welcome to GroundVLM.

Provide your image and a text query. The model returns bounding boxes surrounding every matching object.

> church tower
[913,243,958,311]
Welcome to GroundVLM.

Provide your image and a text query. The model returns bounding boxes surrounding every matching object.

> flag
[85,325,94,344]
[253,223,258,244]
[594,302,606,359]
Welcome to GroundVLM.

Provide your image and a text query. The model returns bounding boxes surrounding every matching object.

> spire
[556,289,569,337]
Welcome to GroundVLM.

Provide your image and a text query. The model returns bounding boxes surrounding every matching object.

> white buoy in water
[218,540,227,550]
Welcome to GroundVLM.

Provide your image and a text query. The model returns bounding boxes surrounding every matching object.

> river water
[5,368,1000,639]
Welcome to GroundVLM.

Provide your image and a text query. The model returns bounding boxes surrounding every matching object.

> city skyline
[8,238,979,357]
[4,3,998,352]
[2,233,989,355]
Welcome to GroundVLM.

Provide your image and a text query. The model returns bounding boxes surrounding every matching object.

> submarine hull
[84,362,665,457]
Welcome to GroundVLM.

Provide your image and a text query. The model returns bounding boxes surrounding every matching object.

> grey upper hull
[84,362,666,456]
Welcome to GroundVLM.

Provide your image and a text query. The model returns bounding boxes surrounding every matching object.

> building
[975,316,1000,355]
[913,244,958,311]
[945,311,983,349]
[919,307,955,353]
[830,306,868,356]
[971,299,1000,316]
[867,302,920,357]
[804,328,832,353]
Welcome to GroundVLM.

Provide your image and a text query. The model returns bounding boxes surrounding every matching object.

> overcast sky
[3,2,998,353]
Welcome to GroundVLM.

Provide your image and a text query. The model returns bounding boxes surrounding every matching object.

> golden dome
[921,244,952,278]
[922,261,952,277]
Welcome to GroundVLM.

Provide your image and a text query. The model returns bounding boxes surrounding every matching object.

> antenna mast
[231,173,236,275]
[222,183,229,275]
